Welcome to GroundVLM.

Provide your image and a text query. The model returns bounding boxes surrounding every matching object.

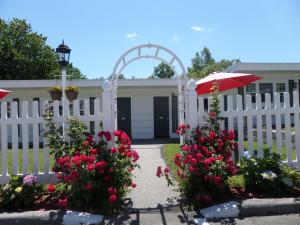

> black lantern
[55,40,71,67]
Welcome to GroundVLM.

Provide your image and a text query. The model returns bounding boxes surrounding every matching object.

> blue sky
[1,0,300,79]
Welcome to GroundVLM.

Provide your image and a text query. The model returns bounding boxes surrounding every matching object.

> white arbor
[102,44,197,141]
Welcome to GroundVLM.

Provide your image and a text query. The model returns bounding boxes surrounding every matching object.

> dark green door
[154,97,169,138]
[117,97,131,137]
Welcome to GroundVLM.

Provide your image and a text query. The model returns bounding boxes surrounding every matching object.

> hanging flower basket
[65,86,80,102]
[47,86,62,101]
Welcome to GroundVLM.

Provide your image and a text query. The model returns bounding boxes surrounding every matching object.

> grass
[243,141,297,160]
[0,149,55,175]
[162,143,180,178]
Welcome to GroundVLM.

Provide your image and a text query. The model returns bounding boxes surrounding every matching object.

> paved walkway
[125,144,179,209]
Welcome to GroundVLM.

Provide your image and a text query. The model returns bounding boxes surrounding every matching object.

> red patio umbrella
[0,89,11,99]
[196,72,261,95]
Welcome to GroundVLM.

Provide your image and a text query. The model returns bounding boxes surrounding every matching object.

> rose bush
[171,83,238,208]
[44,116,139,213]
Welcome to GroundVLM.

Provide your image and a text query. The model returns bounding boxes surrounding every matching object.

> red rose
[164,167,170,174]
[90,148,97,155]
[156,166,162,177]
[104,131,112,141]
[58,197,68,208]
[98,131,105,137]
[131,182,137,188]
[109,195,117,204]
[95,161,107,169]
[87,163,95,172]
[175,153,181,159]
[209,131,217,140]
[182,145,190,151]
[48,184,55,193]
[85,183,93,190]
[209,111,217,119]
[104,175,112,181]
[107,187,117,195]
[190,158,197,165]
[113,130,121,137]
[111,147,117,154]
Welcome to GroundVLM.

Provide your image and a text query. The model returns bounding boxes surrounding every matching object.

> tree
[188,47,240,78]
[150,62,175,79]
[0,18,85,80]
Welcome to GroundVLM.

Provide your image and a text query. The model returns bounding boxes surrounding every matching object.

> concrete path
[126,144,179,209]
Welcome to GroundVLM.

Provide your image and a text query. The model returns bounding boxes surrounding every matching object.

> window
[276,83,286,102]
[259,83,273,102]
[80,100,84,115]
[172,95,178,133]
[89,97,96,115]
[245,84,256,103]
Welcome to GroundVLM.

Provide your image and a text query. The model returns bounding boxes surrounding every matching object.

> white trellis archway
[102,43,197,142]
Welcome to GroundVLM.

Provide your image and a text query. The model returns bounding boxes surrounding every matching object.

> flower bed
[159,83,300,209]
[0,117,139,214]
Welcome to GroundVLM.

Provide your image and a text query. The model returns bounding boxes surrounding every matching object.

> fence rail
[198,91,300,169]
[0,98,102,184]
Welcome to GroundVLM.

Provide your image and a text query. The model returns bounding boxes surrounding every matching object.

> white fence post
[187,79,197,130]
[102,80,113,133]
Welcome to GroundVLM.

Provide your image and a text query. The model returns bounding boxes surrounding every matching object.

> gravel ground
[126,144,179,209]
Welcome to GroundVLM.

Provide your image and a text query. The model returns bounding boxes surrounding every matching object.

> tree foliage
[188,47,240,78]
[150,62,175,79]
[0,18,85,80]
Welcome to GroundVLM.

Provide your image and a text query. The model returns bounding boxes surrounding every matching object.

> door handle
[121,117,126,120]
[159,116,164,119]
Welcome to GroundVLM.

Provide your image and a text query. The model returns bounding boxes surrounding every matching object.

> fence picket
[265,93,272,149]
[198,96,205,127]
[227,96,234,131]
[293,91,300,168]
[84,99,91,133]
[11,101,19,175]
[237,95,244,161]
[1,102,8,181]
[246,95,254,156]
[274,93,283,155]
[32,101,39,175]
[42,101,50,175]
[256,94,263,158]
[219,95,225,130]
[21,102,29,174]
[283,92,292,165]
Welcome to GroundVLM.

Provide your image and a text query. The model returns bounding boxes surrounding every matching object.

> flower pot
[66,90,78,102]
[49,90,62,101]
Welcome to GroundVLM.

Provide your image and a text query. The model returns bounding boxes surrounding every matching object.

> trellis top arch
[111,43,187,81]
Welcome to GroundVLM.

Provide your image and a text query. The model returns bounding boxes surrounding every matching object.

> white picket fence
[0,98,102,184]
[198,91,300,169]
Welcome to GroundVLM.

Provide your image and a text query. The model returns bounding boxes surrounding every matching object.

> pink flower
[209,111,217,119]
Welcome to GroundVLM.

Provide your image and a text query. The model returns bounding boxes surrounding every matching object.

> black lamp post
[55,40,71,139]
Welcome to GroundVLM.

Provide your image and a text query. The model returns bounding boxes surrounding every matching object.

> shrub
[0,175,43,209]
[240,149,295,195]
[44,115,139,213]
[172,83,238,208]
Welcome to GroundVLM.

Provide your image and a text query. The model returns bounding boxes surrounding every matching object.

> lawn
[0,149,55,174]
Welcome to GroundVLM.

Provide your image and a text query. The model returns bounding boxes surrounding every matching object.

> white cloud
[191,26,203,32]
[172,36,179,43]
[126,33,137,41]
